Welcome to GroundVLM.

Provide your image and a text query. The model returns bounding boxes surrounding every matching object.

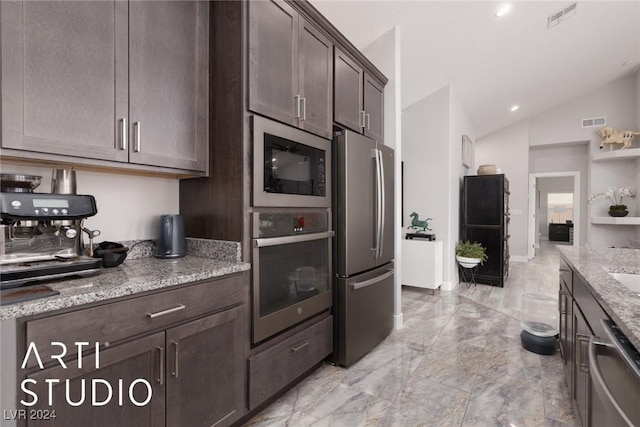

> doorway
[528,172,580,259]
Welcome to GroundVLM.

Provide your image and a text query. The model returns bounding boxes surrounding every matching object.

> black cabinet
[549,223,572,242]
[461,174,510,287]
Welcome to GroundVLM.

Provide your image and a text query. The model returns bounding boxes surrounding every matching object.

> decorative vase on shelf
[608,205,629,217]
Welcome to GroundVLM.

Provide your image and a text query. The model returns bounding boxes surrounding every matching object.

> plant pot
[456,255,481,268]
[608,209,629,217]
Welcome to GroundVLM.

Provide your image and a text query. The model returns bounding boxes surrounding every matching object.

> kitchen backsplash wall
[1,163,179,242]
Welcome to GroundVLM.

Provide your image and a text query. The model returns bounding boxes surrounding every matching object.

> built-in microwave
[252,115,331,208]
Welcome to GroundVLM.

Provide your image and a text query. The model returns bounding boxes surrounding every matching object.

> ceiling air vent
[581,116,606,128]
[548,3,577,29]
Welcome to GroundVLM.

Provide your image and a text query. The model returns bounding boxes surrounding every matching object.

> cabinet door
[573,301,591,427]
[25,332,165,427]
[364,74,384,142]
[166,305,244,427]
[248,0,299,127]
[558,281,573,397]
[1,1,128,162]
[128,0,209,172]
[464,227,503,285]
[298,19,333,139]
[334,48,364,133]
[464,176,504,226]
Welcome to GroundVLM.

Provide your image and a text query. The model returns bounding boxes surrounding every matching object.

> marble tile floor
[244,240,580,427]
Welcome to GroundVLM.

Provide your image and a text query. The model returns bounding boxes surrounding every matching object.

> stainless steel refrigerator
[333,130,394,367]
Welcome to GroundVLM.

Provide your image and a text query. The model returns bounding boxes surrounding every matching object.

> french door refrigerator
[333,130,394,367]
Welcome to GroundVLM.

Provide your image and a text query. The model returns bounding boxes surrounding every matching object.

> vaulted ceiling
[311,1,640,138]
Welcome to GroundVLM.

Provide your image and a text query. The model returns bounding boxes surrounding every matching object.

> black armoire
[461,174,510,287]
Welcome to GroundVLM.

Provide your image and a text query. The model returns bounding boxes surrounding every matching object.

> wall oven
[252,209,333,343]
[252,115,331,208]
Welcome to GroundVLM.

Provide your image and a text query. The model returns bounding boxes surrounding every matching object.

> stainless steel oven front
[252,209,333,343]
[252,115,331,208]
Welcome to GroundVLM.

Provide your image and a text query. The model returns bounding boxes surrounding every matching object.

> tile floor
[245,241,580,426]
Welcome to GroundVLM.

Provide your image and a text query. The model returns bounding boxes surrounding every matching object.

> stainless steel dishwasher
[589,319,640,426]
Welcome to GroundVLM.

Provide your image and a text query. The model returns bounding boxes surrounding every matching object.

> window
[548,193,573,223]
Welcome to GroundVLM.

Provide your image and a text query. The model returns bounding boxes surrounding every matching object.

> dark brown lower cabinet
[17,273,249,427]
[26,332,166,426]
[572,301,591,427]
[558,277,573,397]
[166,306,244,427]
[24,306,244,427]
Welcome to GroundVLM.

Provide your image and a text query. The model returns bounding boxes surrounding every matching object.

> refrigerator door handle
[350,269,394,290]
[378,150,387,258]
[375,149,383,259]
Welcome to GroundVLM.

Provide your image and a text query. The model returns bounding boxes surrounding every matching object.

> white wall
[529,144,588,246]
[448,88,475,285]
[403,86,452,285]
[363,27,403,327]
[1,163,179,242]
[402,84,473,290]
[536,176,574,240]
[530,74,637,146]
[476,120,530,259]
[479,74,639,250]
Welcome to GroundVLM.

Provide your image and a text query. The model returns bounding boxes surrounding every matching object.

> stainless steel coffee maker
[0,173,102,289]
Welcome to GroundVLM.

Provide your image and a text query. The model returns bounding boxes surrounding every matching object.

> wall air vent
[581,116,606,128]
[548,3,577,29]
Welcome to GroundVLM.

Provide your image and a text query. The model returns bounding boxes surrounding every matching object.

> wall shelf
[591,216,640,225]
[591,148,640,162]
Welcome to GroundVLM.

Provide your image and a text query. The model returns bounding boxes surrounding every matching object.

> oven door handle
[588,336,635,427]
[254,231,334,247]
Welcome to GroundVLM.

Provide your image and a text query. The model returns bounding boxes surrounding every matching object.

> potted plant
[456,240,488,268]
[588,187,636,217]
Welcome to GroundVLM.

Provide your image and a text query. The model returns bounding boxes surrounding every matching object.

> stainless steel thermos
[156,214,186,258]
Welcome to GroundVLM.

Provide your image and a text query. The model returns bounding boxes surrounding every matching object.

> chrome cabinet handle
[366,113,371,130]
[171,341,179,378]
[134,121,141,152]
[295,95,301,119]
[120,118,127,150]
[359,110,366,128]
[157,346,164,385]
[301,97,306,121]
[291,340,309,352]
[146,304,186,319]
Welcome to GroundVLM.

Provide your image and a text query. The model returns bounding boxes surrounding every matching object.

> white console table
[401,239,443,291]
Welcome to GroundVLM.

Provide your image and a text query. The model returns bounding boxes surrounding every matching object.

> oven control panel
[253,210,330,238]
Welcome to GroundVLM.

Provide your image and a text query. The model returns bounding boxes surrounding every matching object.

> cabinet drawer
[249,315,332,409]
[25,273,245,368]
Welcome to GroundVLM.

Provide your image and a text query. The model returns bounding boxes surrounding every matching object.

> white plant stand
[401,239,443,292]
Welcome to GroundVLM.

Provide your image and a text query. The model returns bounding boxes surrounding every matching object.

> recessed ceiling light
[495,4,512,17]
[510,105,520,112]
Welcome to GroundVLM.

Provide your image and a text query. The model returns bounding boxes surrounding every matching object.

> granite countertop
[558,246,640,350]
[1,238,250,320]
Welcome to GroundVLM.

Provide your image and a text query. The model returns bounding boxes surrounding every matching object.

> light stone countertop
[0,238,250,320]
[558,246,640,350]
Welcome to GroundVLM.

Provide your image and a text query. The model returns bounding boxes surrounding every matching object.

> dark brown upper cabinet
[1,1,208,175]
[334,47,385,143]
[249,0,333,139]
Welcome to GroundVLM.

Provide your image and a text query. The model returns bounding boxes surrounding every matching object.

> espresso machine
[0,173,102,290]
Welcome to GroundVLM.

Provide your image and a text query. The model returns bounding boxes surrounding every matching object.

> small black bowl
[93,241,129,268]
